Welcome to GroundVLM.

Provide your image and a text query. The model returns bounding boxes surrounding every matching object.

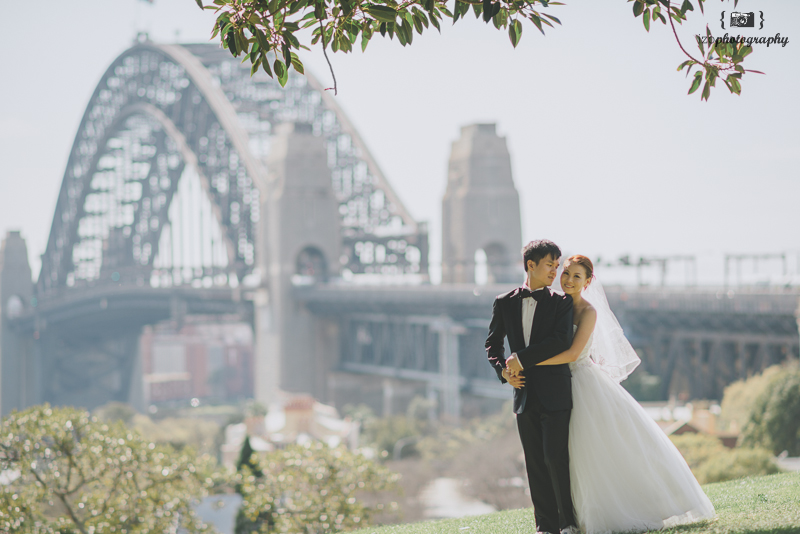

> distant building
[220,394,360,470]
[643,399,739,448]
[141,319,253,404]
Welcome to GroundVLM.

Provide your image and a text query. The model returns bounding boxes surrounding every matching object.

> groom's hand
[505,353,523,376]
[502,368,525,389]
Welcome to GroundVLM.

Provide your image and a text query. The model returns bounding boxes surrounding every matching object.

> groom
[485,239,577,534]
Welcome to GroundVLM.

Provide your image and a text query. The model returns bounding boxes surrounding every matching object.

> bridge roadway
[8,285,252,411]
[7,282,798,414]
[296,283,800,404]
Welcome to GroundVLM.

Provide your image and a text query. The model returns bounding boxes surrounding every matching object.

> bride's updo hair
[566,254,594,280]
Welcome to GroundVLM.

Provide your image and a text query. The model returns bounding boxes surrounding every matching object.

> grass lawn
[354,471,800,534]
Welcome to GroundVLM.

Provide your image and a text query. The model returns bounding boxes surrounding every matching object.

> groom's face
[527,254,560,288]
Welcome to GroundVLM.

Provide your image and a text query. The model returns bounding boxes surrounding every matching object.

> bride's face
[561,262,591,295]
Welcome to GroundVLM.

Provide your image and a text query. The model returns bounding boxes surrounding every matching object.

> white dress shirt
[519,283,545,369]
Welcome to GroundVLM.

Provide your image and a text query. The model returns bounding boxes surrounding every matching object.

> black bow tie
[521,288,545,301]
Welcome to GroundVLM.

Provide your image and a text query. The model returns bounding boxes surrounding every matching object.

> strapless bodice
[570,324,594,371]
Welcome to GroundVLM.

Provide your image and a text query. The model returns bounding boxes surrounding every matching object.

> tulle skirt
[569,360,716,533]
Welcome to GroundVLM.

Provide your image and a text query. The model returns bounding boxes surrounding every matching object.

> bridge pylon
[442,123,522,284]
[255,122,341,405]
[0,231,38,416]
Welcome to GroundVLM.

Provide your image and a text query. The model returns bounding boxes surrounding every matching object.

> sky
[1,0,798,286]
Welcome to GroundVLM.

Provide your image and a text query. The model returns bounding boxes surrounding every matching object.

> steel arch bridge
[40,40,426,299]
[19,40,428,411]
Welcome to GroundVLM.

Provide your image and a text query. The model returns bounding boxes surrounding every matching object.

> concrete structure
[442,124,522,284]
[256,122,341,404]
[0,232,37,413]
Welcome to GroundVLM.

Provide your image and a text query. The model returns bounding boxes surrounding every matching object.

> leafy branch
[197,0,762,100]
[631,0,763,100]
[196,0,564,93]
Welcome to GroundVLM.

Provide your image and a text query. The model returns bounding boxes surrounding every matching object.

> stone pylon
[0,231,37,416]
[441,124,522,284]
[254,123,341,405]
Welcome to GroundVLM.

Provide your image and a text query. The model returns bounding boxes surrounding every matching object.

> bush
[0,404,222,533]
[719,364,787,434]
[670,433,778,485]
[740,363,800,456]
[235,442,399,533]
[697,447,779,484]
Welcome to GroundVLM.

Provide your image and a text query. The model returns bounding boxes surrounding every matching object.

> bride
[528,255,715,533]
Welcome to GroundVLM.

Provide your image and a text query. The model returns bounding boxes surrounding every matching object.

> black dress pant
[516,396,575,533]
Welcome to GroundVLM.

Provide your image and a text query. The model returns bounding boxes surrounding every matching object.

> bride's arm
[536,308,597,365]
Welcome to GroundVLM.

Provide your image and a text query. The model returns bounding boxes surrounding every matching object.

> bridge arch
[39,40,427,299]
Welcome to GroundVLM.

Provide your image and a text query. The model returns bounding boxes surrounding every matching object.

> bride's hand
[502,368,525,389]
[505,353,523,375]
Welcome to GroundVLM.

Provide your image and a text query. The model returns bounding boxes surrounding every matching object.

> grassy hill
[354,471,800,534]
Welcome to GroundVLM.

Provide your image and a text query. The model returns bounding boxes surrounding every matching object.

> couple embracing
[485,240,715,534]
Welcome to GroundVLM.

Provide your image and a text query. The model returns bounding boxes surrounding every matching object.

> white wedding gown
[568,330,716,533]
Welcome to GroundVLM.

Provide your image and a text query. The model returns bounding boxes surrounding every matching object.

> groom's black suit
[485,286,576,533]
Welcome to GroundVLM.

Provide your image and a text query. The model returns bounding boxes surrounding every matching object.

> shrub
[0,404,221,533]
[697,447,779,484]
[740,363,800,456]
[236,442,399,533]
[670,433,779,485]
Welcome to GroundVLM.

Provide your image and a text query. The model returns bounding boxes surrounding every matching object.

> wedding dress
[567,315,715,532]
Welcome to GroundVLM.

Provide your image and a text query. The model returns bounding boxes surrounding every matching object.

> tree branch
[668,1,701,64]
[319,20,338,95]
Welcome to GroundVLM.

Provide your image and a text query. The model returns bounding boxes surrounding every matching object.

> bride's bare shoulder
[576,303,597,325]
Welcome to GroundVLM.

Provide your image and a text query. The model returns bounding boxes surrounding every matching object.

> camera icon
[730,11,755,27]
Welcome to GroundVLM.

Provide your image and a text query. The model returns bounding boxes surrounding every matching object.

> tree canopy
[0,405,221,534]
[196,0,760,100]
[235,442,399,533]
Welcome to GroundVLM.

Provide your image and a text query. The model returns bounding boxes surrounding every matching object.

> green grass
[354,472,800,534]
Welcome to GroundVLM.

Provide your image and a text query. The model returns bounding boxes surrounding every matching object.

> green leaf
[633,1,644,17]
[695,34,705,56]
[680,0,693,14]
[274,59,288,86]
[290,52,305,74]
[412,12,424,33]
[530,13,544,34]
[701,80,710,100]
[314,0,326,20]
[282,43,292,66]
[430,12,441,31]
[482,0,492,22]
[195,0,203,8]
[365,4,397,23]
[250,57,262,76]
[508,18,522,48]
[541,13,561,25]
[688,71,702,94]
[643,8,651,31]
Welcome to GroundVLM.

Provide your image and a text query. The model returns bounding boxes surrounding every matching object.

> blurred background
[1,1,798,531]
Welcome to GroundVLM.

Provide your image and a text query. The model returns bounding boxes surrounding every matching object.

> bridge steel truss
[609,289,800,400]
[302,285,800,414]
[39,41,427,299]
[25,41,428,410]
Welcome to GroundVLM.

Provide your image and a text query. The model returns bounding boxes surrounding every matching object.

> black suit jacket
[485,286,574,413]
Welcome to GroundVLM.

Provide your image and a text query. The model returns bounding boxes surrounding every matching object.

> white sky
[1,0,798,286]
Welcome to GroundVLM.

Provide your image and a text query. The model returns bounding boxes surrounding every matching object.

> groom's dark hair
[521,239,562,273]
